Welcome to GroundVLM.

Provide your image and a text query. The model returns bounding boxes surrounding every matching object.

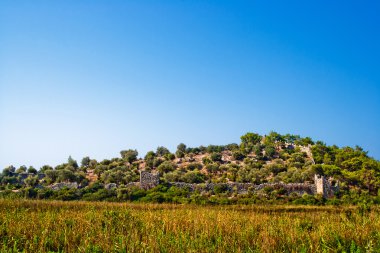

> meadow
[0,199,379,253]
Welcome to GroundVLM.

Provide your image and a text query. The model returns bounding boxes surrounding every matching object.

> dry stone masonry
[140,171,160,190]
[139,171,338,198]
[314,174,338,198]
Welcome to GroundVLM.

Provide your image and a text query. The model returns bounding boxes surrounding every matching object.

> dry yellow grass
[0,199,379,252]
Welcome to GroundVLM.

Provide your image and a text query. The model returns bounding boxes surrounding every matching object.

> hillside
[1,131,379,204]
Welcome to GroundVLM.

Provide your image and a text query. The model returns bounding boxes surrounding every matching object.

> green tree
[186,163,203,171]
[232,151,245,161]
[225,143,239,151]
[81,156,91,167]
[27,166,37,174]
[57,169,76,182]
[182,171,207,183]
[206,145,224,153]
[156,146,170,157]
[89,159,98,169]
[2,165,16,176]
[45,170,58,183]
[68,156,78,169]
[264,145,276,158]
[16,165,27,174]
[176,143,187,158]
[39,165,53,173]
[240,132,262,153]
[24,176,39,187]
[164,153,176,161]
[206,163,220,173]
[283,134,301,144]
[120,149,138,163]
[157,161,176,174]
[265,131,284,145]
[210,152,222,162]
[153,157,164,168]
[94,165,108,177]
[144,151,156,168]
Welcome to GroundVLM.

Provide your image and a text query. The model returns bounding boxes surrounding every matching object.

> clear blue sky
[1,1,379,169]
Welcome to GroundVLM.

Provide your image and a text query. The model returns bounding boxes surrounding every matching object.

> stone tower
[314,174,334,198]
[140,171,160,190]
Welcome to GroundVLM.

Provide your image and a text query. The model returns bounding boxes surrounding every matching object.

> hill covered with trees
[1,132,379,205]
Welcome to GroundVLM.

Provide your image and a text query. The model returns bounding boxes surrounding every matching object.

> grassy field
[0,199,379,252]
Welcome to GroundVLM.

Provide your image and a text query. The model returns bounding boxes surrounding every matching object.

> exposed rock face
[104,183,117,190]
[48,182,78,191]
[140,171,160,190]
[125,182,140,188]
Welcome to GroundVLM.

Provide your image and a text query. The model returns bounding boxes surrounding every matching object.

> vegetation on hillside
[1,132,379,205]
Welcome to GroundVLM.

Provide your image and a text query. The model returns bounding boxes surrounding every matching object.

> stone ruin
[48,182,78,191]
[169,181,315,195]
[140,171,160,190]
[139,171,338,198]
[314,174,338,198]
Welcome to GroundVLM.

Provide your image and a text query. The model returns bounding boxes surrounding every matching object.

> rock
[104,183,117,190]
[48,182,78,191]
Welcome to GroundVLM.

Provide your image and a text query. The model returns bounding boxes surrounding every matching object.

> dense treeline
[1,132,379,205]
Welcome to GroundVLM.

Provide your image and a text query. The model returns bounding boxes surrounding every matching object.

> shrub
[210,152,222,162]
[186,163,203,171]
[214,184,229,194]
[232,151,245,161]
[157,161,176,174]
[182,171,207,183]
[120,149,138,163]
[206,164,220,173]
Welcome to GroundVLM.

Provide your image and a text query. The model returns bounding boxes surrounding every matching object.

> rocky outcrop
[104,183,117,190]
[48,182,78,191]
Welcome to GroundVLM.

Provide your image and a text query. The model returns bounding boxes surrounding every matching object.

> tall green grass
[0,199,379,252]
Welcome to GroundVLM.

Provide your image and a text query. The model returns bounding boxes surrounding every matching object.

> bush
[176,143,187,158]
[142,192,166,203]
[82,189,117,201]
[214,184,229,194]
[120,149,138,163]
[232,151,245,161]
[206,164,220,173]
[202,157,212,165]
[264,146,276,158]
[53,188,81,201]
[164,171,183,182]
[153,158,164,168]
[186,163,203,171]
[182,171,207,183]
[210,153,222,162]
[157,161,176,174]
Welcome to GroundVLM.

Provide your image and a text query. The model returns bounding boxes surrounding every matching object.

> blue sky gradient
[1,1,379,169]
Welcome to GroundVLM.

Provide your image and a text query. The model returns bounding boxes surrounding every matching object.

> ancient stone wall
[169,182,315,195]
[139,172,337,198]
[140,171,160,190]
[314,174,338,198]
